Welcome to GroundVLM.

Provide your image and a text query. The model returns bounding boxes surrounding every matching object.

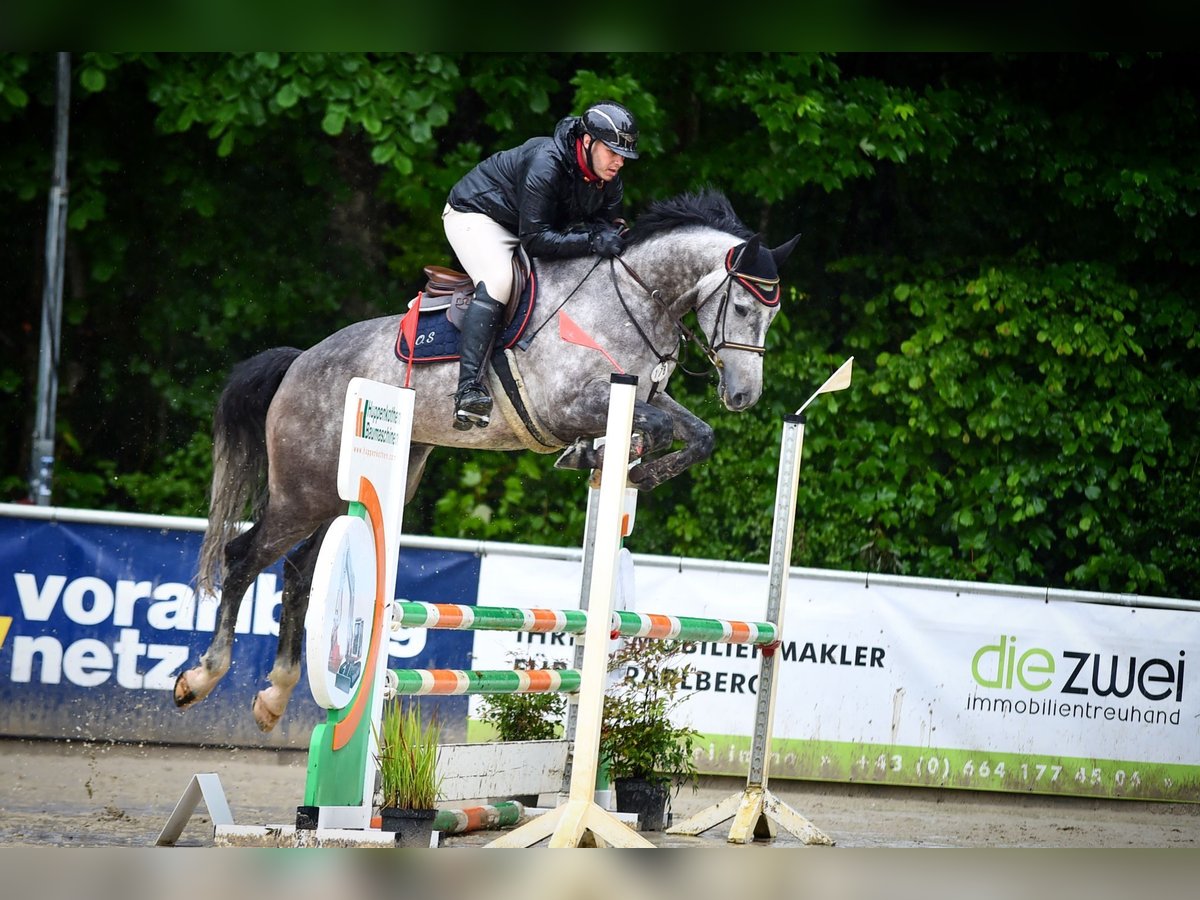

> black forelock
[626,189,755,245]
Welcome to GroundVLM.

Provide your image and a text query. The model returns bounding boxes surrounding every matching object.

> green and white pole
[387,668,582,696]
[393,600,777,645]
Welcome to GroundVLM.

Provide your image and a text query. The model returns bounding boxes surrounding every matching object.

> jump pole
[667,357,853,846]
[393,601,778,645]
[486,373,651,848]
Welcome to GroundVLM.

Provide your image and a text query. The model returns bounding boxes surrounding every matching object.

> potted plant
[477,688,565,743]
[475,655,566,805]
[599,638,700,831]
[375,697,443,847]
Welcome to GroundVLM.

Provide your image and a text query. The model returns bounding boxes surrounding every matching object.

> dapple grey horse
[174,190,800,731]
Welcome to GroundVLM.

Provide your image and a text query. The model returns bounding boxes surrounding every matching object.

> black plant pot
[614,777,669,831]
[379,806,439,848]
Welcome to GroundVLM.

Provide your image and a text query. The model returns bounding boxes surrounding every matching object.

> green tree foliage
[2,52,1196,598]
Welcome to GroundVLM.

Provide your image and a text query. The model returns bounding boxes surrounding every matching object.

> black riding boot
[452,286,505,430]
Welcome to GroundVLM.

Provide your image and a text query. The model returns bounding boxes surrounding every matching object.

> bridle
[610,241,779,378]
[708,243,782,354]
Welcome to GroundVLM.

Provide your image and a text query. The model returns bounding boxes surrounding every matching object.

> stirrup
[453,384,492,430]
[454,407,491,430]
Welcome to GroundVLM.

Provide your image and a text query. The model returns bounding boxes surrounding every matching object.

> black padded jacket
[446,116,624,259]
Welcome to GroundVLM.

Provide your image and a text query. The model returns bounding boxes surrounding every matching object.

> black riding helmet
[581,101,639,159]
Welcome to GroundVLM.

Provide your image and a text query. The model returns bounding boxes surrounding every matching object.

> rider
[443,101,639,430]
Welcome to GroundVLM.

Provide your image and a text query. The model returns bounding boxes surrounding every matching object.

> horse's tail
[196,347,303,595]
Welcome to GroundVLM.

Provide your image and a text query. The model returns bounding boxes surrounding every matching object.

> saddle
[413,247,531,331]
[395,247,538,364]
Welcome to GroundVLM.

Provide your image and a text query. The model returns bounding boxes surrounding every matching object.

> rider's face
[586,135,626,182]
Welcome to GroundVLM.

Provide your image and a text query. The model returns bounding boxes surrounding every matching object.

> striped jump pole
[386,668,582,696]
[394,600,778,646]
[370,801,525,835]
[612,611,777,645]
[434,801,524,835]
[394,601,587,634]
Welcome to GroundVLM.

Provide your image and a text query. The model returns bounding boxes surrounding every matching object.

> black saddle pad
[395,269,538,363]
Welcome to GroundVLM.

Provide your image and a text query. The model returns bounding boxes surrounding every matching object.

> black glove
[590,225,625,258]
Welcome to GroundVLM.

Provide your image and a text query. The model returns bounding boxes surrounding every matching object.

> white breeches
[442,204,520,304]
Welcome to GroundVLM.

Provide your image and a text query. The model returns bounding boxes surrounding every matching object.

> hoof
[253,691,284,732]
[627,464,661,492]
[174,672,198,709]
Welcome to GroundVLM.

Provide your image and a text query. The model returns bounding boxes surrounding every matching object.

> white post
[488,374,653,848]
[565,377,637,806]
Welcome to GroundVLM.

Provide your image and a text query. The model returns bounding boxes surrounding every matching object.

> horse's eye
[733,301,751,318]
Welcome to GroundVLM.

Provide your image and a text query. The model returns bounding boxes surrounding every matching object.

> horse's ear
[729,234,758,273]
[733,234,761,271]
[771,233,802,269]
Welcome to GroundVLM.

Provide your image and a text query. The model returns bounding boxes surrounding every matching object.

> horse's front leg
[553,399,671,472]
[252,521,330,732]
[627,393,715,491]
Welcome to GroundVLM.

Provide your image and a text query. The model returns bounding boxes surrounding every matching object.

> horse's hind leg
[252,520,331,732]
[406,444,434,505]
[175,521,275,708]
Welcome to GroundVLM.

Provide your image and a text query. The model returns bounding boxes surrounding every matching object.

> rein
[611,256,724,378]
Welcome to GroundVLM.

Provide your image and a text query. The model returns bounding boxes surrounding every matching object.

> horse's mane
[626,189,755,245]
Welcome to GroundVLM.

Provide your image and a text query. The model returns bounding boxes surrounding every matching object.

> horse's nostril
[722,387,747,409]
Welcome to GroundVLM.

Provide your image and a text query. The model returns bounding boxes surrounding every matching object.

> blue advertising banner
[0,514,479,748]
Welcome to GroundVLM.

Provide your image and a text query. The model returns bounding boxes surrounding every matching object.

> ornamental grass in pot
[375,697,443,847]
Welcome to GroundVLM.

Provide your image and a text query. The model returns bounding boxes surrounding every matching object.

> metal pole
[746,413,804,787]
[29,51,71,505]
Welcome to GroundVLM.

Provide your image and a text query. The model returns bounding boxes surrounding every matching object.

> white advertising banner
[470,552,1200,802]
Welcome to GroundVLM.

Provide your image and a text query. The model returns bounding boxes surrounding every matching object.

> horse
[173,189,801,731]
